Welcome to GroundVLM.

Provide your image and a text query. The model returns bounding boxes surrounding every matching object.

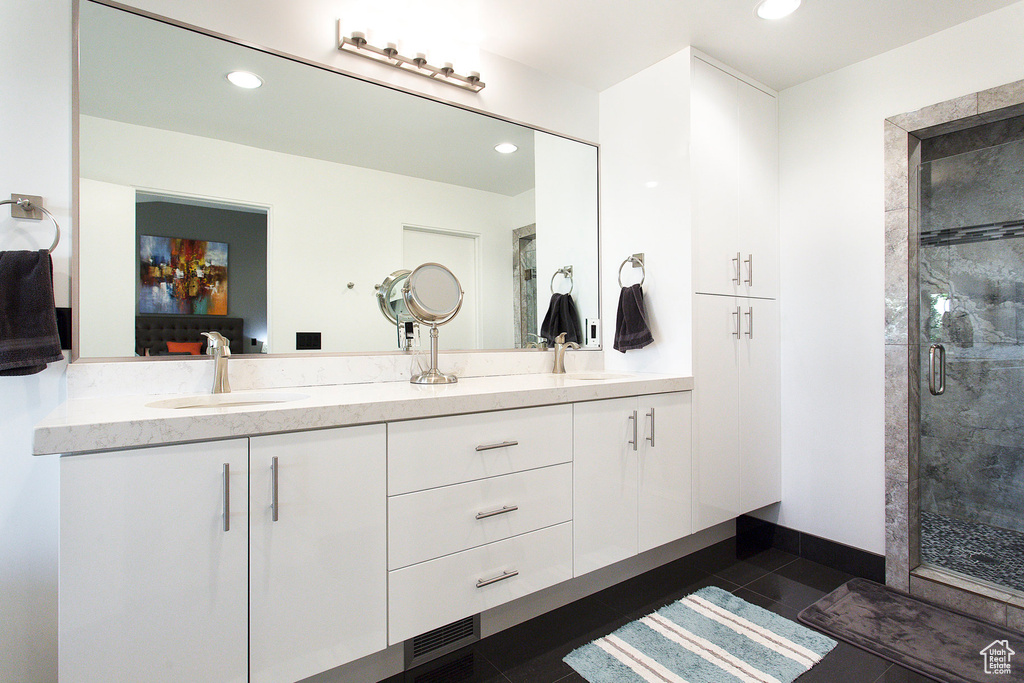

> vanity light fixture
[755,0,801,20]
[494,143,518,154]
[336,24,485,93]
[226,70,263,88]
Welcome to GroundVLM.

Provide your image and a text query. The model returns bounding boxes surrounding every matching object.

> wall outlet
[296,332,321,350]
[584,318,600,347]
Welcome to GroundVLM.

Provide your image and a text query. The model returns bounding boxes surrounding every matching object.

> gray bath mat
[798,578,1022,682]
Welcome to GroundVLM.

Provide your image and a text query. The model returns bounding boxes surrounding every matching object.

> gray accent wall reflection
[917,123,1024,566]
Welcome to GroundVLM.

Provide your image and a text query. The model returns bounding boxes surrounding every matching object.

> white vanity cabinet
[249,426,386,683]
[691,54,779,300]
[573,392,692,577]
[59,426,387,683]
[386,405,574,645]
[692,295,781,532]
[59,440,250,683]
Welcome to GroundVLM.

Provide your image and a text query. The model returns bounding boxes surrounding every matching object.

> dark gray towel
[540,293,582,344]
[0,250,64,376]
[614,284,653,352]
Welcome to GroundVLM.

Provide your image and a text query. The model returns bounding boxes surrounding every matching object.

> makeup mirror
[403,263,463,384]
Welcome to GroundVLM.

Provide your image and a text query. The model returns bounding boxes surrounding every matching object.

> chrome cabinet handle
[732,306,742,338]
[476,504,519,520]
[929,344,946,395]
[744,254,753,286]
[646,408,655,447]
[745,306,754,339]
[271,456,280,522]
[222,463,231,532]
[476,569,519,588]
[732,252,742,284]
[476,440,519,452]
[628,410,638,451]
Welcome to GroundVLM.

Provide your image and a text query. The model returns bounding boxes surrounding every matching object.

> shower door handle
[928,344,946,395]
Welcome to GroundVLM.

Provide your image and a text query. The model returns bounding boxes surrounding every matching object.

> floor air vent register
[405,614,480,670]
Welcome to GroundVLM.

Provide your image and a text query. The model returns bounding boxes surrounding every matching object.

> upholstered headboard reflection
[136,315,244,356]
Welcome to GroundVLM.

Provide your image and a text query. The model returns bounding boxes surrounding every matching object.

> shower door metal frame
[884,79,1024,630]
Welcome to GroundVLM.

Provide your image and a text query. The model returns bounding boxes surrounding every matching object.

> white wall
[79,116,518,354]
[599,49,693,374]
[1,2,598,680]
[773,1,1024,554]
[0,1,71,682]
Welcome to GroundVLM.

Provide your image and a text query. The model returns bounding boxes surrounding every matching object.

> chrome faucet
[201,331,231,394]
[552,332,581,374]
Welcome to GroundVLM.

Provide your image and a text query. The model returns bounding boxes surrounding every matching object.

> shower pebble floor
[920,510,1024,593]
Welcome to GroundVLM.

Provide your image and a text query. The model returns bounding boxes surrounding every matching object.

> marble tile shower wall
[918,138,1024,534]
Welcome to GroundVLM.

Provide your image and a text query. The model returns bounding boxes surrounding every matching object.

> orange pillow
[166,341,204,355]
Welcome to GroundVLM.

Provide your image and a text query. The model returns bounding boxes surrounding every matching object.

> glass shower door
[917,137,1024,594]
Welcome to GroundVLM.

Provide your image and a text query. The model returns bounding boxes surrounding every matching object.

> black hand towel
[0,250,64,376]
[613,284,653,352]
[540,293,582,344]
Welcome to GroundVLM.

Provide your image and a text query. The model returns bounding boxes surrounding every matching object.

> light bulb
[755,0,801,20]
[226,71,263,89]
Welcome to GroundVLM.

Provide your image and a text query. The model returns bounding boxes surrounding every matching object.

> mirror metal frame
[71,0,602,362]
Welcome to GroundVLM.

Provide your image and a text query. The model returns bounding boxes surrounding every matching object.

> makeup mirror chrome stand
[403,263,463,384]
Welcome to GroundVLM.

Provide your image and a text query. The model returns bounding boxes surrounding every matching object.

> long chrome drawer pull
[476,504,519,520]
[271,456,280,522]
[628,410,638,451]
[744,253,753,286]
[222,463,230,532]
[476,569,519,588]
[745,306,754,339]
[475,440,519,452]
[732,252,742,284]
[646,408,655,447]
[733,306,742,338]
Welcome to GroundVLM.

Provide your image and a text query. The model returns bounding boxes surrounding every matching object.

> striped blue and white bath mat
[564,586,837,683]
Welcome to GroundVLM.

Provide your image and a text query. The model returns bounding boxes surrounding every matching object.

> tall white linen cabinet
[689,52,781,532]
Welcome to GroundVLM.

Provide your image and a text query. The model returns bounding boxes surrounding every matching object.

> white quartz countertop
[34,372,693,456]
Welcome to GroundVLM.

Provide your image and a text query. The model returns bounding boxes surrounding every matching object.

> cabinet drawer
[389,463,572,570]
[388,405,572,495]
[388,522,572,645]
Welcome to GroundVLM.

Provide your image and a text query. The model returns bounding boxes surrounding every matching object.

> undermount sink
[563,373,631,381]
[146,392,309,410]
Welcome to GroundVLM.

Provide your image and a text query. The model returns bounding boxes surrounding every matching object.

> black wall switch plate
[296,332,321,350]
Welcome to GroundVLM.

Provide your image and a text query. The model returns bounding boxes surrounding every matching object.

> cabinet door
[739,299,781,513]
[638,392,693,553]
[692,56,740,297]
[692,294,742,532]
[736,80,779,299]
[573,396,639,576]
[60,440,249,683]
[249,425,387,683]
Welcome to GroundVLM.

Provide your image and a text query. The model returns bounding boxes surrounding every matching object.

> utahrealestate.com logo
[980,640,1015,675]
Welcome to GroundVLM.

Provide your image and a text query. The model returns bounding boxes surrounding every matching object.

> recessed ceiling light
[645,181,659,189]
[755,0,801,20]
[494,143,518,154]
[226,71,263,89]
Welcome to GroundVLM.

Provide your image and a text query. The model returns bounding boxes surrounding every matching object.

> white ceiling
[472,0,1022,92]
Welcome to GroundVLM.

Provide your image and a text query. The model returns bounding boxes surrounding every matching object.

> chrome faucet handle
[202,331,230,354]
[555,332,567,345]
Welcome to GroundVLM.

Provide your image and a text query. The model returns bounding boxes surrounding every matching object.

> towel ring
[550,266,573,295]
[1,199,60,253]
[618,256,646,287]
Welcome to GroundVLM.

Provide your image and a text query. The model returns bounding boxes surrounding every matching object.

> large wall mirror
[76,0,599,359]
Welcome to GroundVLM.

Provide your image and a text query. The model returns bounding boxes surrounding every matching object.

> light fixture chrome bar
[337,23,485,93]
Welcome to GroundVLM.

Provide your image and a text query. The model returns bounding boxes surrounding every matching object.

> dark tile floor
[380,538,935,683]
